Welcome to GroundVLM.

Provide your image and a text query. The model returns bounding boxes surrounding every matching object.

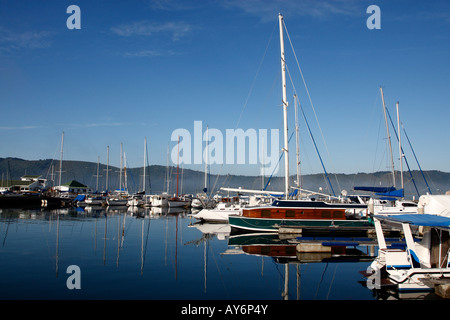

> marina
[1,5,450,306]
[0,206,414,300]
[0,196,449,301]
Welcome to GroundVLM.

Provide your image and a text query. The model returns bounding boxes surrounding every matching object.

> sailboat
[191,125,217,210]
[107,143,129,206]
[354,88,419,216]
[150,143,170,207]
[229,14,372,233]
[128,138,152,207]
[167,136,190,208]
[192,187,278,223]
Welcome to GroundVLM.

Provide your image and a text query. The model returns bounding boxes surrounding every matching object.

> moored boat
[85,194,106,206]
[127,192,144,207]
[168,196,190,208]
[228,14,371,234]
[192,201,243,222]
[363,214,450,295]
[150,193,169,207]
[107,192,128,206]
[229,199,371,232]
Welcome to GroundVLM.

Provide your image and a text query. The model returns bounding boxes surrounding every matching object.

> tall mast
[119,142,123,191]
[176,136,180,197]
[396,101,404,194]
[106,145,109,192]
[204,125,209,193]
[380,87,396,187]
[123,152,127,193]
[279,13,289,200]
[261,133,265,190]
[166,143,170,194]
[294,94,301,198]
[96,156,100,192]
[58,131,64,188]
[143,137,147,193]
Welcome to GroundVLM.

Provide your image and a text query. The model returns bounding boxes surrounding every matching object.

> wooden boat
[228,14,371,233]
[167,136,191,208]
[168,196,190,208]
[229,199,371,232]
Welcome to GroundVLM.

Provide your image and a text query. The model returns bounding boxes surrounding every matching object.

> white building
[0,175,48,193]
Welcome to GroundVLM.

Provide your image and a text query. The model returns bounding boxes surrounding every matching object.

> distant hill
[0,157,449,199]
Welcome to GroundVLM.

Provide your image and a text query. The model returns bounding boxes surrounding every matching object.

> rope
[282,20,341,195]
[210,21,278,195]
[283,23,338,181]
[235,20,277,129]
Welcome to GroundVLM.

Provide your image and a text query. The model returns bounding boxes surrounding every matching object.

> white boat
[85,194,106,206]
[127,193,144,207]
[368,194,450,216]
[191,198,204,208]
[370,198,418,216]
[192,201,243,222]
[108,143,129,206]
[192,197,216,209]
[107,191,128,206]
[189,223,231,241]
[107,197,128,206]
[168,196,190,208]
[192,194,273,223]
[128,137,152,208]
[364,214,450,294]
[418,194,450,216]
[150,193,169,207]
[191,125,216,210]
[142,194,152,207]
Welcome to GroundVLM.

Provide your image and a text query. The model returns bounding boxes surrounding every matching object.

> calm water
[0,207,438,301]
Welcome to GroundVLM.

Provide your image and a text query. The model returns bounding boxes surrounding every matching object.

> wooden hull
[229,206,372,232]
[229,216,371,232]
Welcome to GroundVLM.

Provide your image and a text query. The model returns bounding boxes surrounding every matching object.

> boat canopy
[354,186,396,193]
[375,214,450,230]
[353,186,404,198]
[74,194,86,201]
[376,188,404,198]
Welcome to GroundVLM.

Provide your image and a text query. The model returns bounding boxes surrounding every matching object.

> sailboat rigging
[168,136,190,208]
[229,13,371,232]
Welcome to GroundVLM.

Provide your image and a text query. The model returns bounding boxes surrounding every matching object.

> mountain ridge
[1,157,449,198]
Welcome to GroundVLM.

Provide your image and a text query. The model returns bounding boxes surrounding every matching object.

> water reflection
[190,222,378,300]
[0,206,195,299]
[0,207,441,300]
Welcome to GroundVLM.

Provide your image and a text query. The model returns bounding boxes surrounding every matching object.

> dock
[0,194,74,209]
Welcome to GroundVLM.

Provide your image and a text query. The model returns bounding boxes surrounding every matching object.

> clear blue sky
[1,0,449,178]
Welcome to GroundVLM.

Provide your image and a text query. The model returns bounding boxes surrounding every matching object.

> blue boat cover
[354,186,396,193]
[375,214,450,230]
[354,186,404,198]
[376,188,404,198]
[74,194,86,201]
